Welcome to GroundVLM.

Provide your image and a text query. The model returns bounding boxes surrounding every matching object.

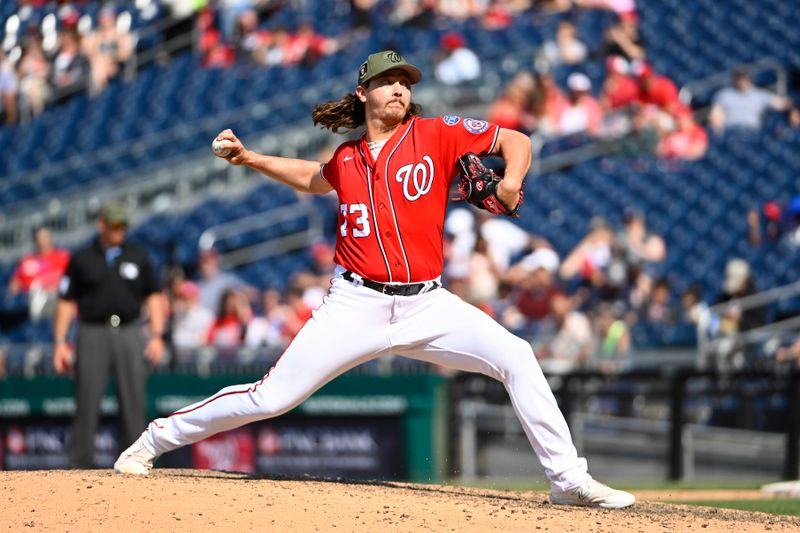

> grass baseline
[674,499,800,517]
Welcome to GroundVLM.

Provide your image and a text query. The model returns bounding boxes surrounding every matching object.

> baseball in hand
[212,138,232,157]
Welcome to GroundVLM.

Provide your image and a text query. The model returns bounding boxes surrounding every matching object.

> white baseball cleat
[114,436,157,476]
[550,478,635,509]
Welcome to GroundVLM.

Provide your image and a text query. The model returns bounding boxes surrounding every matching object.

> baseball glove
[452,153,523,217]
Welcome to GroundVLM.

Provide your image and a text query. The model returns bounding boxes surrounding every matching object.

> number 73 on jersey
[340,203,371,238]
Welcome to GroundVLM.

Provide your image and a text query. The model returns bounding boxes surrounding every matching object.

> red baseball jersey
[321,115,500,283]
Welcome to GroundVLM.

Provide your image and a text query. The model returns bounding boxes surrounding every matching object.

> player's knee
[253,394,298,418]
[495,338,539,376]
[251,382,308,418]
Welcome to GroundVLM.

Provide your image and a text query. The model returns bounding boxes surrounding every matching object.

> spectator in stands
[204,39,236,69]
[592,302,631,371]
[480,0,516,30]
[657,108,708,160]
[594,11,646,63]
[51,26,90,98]
[197,7,235,69]
[641,278,675,325]
[576,0,637,17]
[477,209,538,271]
[443,207,477,283]
[709,69,799,132]
[289,269,327,310]
[747,201,783,246]
[196,248,251,313]
[171,280,215,357]
[557,72,603,136]
[632,61,680,117]
[710,258,767,368]
[609,103,660,156]
[506,247,564,334]
[82,6,133,95]
[206,288,253,351]
[539,20,588,69]
[782,196,800,248]
[679,285,704,323]
[0,48,18,124]
[714,258,766,334]
[537,0,572,12]
[350,0,377,33]
[615,209,666,280]
[486,71,538,135]
[436,0,483,20]
[531,70,569,136]
[8,227,70,320]
[538,291,595,374]
[466,234,502,312]
[776,338,800,367]
[282,22,337,67]
[218,0,257,42]
[433,32,481,86]
[16,32,50,119]
[280,284,312,341]
[560,216,616,282]
[244,288,286,348]
[263,27,291,66]
[234,9,269,64]
[600,55,638,111]
[307,240,336,288]
[388,0,435,27]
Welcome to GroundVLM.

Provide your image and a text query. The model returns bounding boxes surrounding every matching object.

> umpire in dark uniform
[53,202,165,468]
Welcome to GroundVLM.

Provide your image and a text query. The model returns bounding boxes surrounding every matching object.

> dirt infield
[2,470,798,532]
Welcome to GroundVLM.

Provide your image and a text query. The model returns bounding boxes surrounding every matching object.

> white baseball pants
[141,268,589,491]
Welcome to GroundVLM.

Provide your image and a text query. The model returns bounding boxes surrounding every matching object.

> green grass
[446,478,769,492]
[675,499,800,516]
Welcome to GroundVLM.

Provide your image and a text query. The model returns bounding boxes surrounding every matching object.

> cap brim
[362,65,423,86]
[399,65,422,84]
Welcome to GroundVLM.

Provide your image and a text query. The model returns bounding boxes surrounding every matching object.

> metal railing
[697,280,800,370]
[198,202,325,269]
[679,57,787,107]
[454,369,800,482]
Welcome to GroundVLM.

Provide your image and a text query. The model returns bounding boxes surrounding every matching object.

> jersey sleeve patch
[441,115,461,126]
[463,118,489,134]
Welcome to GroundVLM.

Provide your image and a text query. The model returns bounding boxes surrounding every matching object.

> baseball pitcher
[115,50,634,509]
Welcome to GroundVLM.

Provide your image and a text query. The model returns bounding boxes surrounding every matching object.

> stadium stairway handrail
[679,57,787,107]
[697,279,800,370]
[198,202,324,269]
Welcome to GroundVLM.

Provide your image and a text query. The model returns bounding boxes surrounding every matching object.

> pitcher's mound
[2,470,798,532]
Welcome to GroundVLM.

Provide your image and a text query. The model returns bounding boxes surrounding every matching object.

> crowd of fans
[1,0,799,377]
[5,196,796,378]
[480,9,711,161]
[0,4,134,124]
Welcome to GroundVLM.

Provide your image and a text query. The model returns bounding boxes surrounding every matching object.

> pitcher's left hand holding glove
[452,152,524,217]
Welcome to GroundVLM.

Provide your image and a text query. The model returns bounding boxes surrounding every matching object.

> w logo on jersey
[395,156,434,202]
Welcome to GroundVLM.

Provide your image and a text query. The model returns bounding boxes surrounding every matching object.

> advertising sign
[192,428,255,473]
[255,417,405,479]
[1,422,119,470]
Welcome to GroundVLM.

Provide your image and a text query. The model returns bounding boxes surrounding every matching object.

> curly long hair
[311,93,423,134]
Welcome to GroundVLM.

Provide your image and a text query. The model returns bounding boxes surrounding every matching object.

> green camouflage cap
[357,50,422,86]
[99,201,129,225]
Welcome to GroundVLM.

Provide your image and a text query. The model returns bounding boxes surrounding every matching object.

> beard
[381,100,408,125]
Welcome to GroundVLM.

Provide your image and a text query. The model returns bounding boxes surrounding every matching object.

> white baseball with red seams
[135,115,591,492]
[212,138,232,157]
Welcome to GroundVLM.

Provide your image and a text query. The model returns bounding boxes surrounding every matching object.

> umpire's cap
[357,51,422,86]
[99,201,129,225]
